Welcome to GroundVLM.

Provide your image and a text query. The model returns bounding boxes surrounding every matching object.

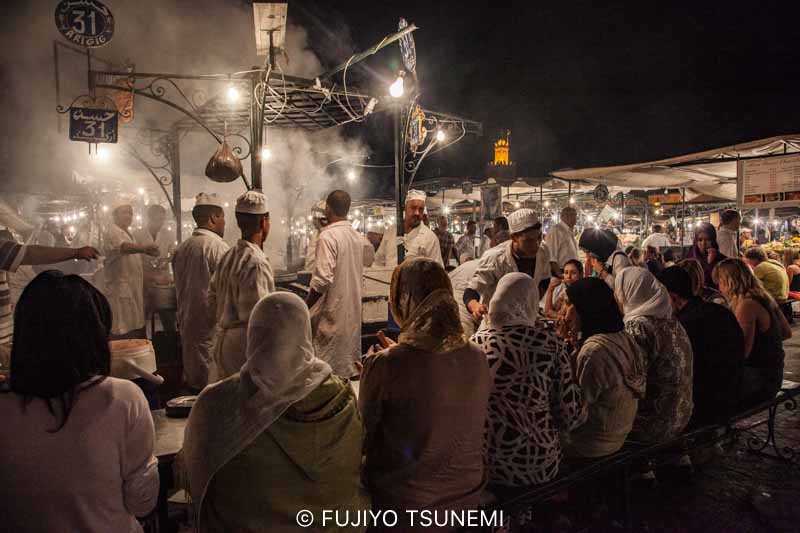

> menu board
[738,153,800,208]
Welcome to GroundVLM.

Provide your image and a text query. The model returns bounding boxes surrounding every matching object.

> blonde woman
[712,259,791,408]
[676,258,728,307]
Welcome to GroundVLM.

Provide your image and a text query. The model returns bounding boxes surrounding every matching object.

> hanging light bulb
[347,170,356,182]
[226,85,240,103]
[389,74,404,98]
[544,200,550,208]
[443,205,451,215]
[261,147,271,160]
[569,197,575,204]
[436,130,446,142]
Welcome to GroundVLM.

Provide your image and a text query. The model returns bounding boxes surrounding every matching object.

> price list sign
[738,153,800,208]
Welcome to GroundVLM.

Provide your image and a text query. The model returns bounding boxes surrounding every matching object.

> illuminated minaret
[487,130,516,185]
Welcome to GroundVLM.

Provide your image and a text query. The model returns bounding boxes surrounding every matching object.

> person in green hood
[181,291,369,532]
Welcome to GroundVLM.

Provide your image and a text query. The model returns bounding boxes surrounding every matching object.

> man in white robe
[103,203,160,339]
[305,190,363,378]
[464,209,552,327]
[545,206,579,270]
[133,204,177,332]
[210,190,275,379]
[171,193,229,390]
[373,189,442,267]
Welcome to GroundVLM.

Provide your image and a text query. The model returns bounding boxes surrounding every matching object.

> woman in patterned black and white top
[472,273,586,491]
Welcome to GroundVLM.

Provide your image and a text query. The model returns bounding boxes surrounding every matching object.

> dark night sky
[293,0,800,181]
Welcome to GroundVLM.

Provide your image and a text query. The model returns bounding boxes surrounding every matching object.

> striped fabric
[0,240,26,345]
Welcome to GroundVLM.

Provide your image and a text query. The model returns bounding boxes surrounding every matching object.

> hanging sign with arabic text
[55,0,115,48]
[69,108,118,143]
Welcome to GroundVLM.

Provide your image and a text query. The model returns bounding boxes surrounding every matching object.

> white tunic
[467,240,552,326]
[373,223,442,267]
[209,240,275,379]
[132,227,176,309]
[640,232,672,251]
[171,229,230,390]
[103,224,145,335]
[717,227,738,258]
[545,221,579,268]
[449,259,480,337]
[304,230,320,272]
[309,221,364,378]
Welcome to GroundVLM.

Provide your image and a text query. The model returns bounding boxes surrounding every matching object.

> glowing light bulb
[544,200,550,208]
[436,130,446,142]
[355,209,361,216]
[226,85,239,103]
[389,75,404,98]
[224,202,230,208]
[569,197,575,204]
[101,205,109,213]
[261,147,271,160]
[137,187,145,195]
[347,170,356,182]
[514,201,521,208]
[443,205,451,215]
[135,215,142,222]
[95,145,110,161]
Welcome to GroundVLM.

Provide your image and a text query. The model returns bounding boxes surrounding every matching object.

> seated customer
[360,258,490,532]
[182,292,367,532]
[615,267,694,443]
[561,277,647,458]
[659,267,745,428]
[0,271,159,532]
[677,258,728,306]
[743,246,789,302]
[473,273,585,489]
[543,259,583,318]
[713,259,791,408]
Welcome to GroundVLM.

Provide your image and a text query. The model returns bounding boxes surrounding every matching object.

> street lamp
[389,74,405,98]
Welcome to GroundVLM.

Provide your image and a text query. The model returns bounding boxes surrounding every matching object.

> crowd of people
[0,192,794,532]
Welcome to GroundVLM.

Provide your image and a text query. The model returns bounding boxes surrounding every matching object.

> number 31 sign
[55,0,115,48]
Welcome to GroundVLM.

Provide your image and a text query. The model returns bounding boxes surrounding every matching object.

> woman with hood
[560,277,647,458]
[614,267,694,443]
[686,222,727,289]
[472,273,586,492]
[578,229,630,289]
[360,258,490,532]
[181,292,368,532]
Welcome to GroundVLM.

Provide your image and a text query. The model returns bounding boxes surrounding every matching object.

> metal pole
[250,71,262,190]
[620,193,625,233]
[681,188,686,251]
[394,102,405,263]
[539,186,544,221]
[171,129,182,245]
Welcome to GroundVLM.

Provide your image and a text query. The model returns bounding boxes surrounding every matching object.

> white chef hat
[508,208,541,234]
[235,190,269,214]
[405,189,427,203]
[195,192,224,209]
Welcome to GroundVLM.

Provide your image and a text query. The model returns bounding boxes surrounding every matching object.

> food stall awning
[550,134,800,201]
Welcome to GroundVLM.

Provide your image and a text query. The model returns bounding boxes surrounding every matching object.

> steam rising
[0,0,368,269]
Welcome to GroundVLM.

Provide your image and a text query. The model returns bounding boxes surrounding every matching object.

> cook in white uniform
[449,253,480,336]
[305,190,364,378]
[133,204,177,332]
[303,200,327,272]
[373,189,442,267]
[640,224,673,251]
[171,193,229,390]
[209,190,275,379]
[103,203,160,339]
[545,206,579,269]
[463,209,552,327]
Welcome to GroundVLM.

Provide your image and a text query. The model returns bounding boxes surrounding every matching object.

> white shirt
[309,221,364,378]
[210,240,275,379]
[455,233,478,260]
[133,227,176,298]
[171,229,230,389]
[103,224,145,335]
[717,226,738,258]
[373,222,442,267]
[304,230,320,271]
[640,232,672,251]
[545,221,579,268]
[449,259,480,336]
[467,240,552,326]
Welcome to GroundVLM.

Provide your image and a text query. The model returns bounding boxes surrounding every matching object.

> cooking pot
[110,339,164,385]
[150,284,177,311]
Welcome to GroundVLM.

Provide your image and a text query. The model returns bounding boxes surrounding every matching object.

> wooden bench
[472,379,800,532]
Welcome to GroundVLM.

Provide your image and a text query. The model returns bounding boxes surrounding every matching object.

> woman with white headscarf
[614,267,694,443]
[360,258,489,532]
[182,292,368,532]
[472,273,585,493]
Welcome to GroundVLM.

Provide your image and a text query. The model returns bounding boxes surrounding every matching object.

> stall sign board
[737,153,800,209]
[69,107,118,144]
[55,0,115,48]
[481,185,502,221]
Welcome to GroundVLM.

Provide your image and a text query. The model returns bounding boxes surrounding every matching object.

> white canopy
[551,134,800,201]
